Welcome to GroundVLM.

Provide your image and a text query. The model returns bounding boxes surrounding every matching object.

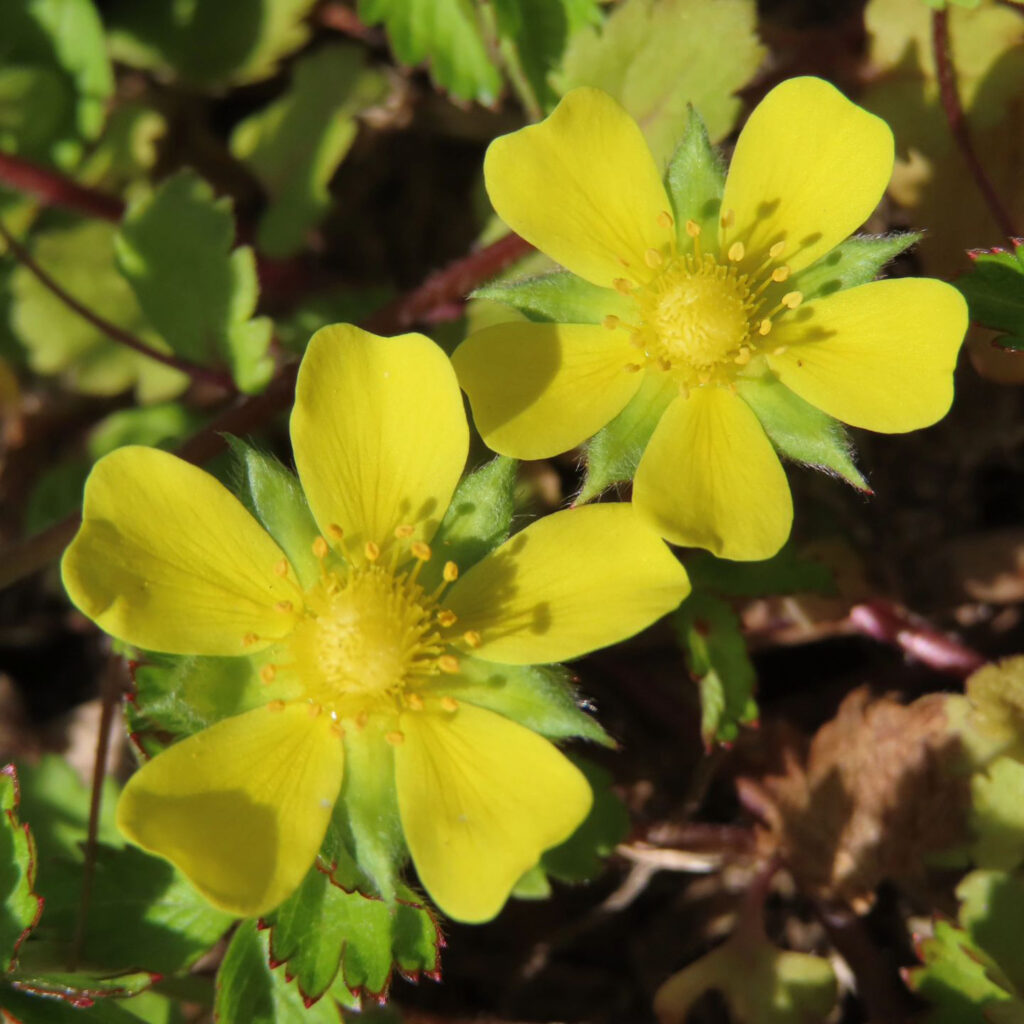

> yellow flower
[61,324,690,924]
[453,77,968,561]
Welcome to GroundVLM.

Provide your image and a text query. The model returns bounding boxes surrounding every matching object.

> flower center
[605,214,805,393]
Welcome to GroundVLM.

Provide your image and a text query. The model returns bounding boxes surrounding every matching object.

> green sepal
[736,373,869,491]
[956,241,1024,350]
[420,456,518,590]
[579,371,676,503]
[664,106,725,245]
[214,920,344,1024]
[263,859,441,1004]
[958,870,1024,994]
[674,592,758,747]
[115,170,274,394]
[790,233,921,302]
[540,758,629,883]
[451,657,614,747]
[511,865,552,900]
[226,437,322,589]
[0,765,43,972]
[685,544,835,600]
[472,271,631,325]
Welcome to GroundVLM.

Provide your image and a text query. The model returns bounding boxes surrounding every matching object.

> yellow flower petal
[394,702,591,923]
[292,324,468,552]
[634,388,793,560]
[117,702,344,917]
[766,278,967,432]
[61,446,299,656]
[446,503,690,664]
[721,77,894,273]
[484,87,674,289]
[452,322,641,459]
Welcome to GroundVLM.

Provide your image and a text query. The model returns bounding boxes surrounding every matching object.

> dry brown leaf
[738,688,968,912]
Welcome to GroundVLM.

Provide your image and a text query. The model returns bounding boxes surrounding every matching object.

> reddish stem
[0,151,124,222]
[932,8,1019,238]
[847,598,985,678]
[0,219,237,391]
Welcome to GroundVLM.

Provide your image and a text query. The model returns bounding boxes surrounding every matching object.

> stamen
[727,241,745,263]
[440,696,459,712]
[463,630,482,648]
[312,537,329,560]
[720,209,735,229]
[613,277,633,296]
[625,363,643,373]
[773,346,788,355]
[274,558,290,578]
[364,540,381,562]
[328,523,344,541]
[685,219,701,238]
[437,610,458,628]
[758,319,773,336]
[405,693,424,710]
[243,632,260,647]
[308,703,322,718]
[769,241,786,260]
[659,357,672,372]
[260,664,277,684]
[734,347,751,365]
[268,700,285,713]
[411,541,431,562]
[355,711,369,729]
[275,600,293,613]
[394,524,415,539]
[385,730,405,746]
[657,210,674,229]
[782,290,803,310]
[330,723,345,739]
[771,266,791,283]
[602,314,620,330]
[644,248,663,269]
[443,561,459,582]
[438,655,460,674]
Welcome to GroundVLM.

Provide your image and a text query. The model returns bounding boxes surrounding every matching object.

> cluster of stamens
[603,210,804,392]
[250,524,480,745]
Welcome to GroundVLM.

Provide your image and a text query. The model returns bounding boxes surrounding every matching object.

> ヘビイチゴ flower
[61,324,690,923]
[453,77,967,561]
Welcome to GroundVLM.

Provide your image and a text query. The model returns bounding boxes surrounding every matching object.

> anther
[308,703,322,719]
[644,248,663,269]
[268,700,285,713]
[685,219,701,238]
[659,358,672,372]
[771,266,790,283]
[437,610,458,628]
[734,347,752,366]
[328,523,344,540]
[773,346,788,355]
[385,730,405,746]
[443,561,459,582]
[406,693,424,711]
[720,209,735,229]
[260,664,277,684]
[758,319,773,336]
[769,241,786,260]
[394,524,415,539]
[438,655,460,674]
[364,541,381,562]
[312,537,328,560]
[330,723,345,739]
[243,632,259,647]
[782,290,803,309]
[275,600,293,613]
[440,696,459,712]
[411,541,432,561]
[602,314,620,330]
[612,277,633,296]
[463,630,482,648]
[355,711,369,729]
[274,558,289,578]
[625,363,643,373]
[728,241,745,262]
[657,210,674,229]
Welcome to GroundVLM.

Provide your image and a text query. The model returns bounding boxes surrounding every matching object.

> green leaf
[77,102,167,197]
[555,0,764,162]
[0,982,147,1022]
[579,372,676,503]
[265,863,440,1003]
[959,871,1024,993]
[358,0,503,104]
[0,0,113,166]
[957,242,1024,349]
[541,758,628,883]
[473,271,631,325]
[8,221,188,402]
[0,766,42,972]
[420,456,518,590]
[214,921,343,1024]
[664,107,725,243]
[27,842,233,975]
[9,970,157,1003]
[231,44,388,259]
[275,288,394,356]
[87,404,204,461]
[227,439,322,590]
[451,657,613,746]
[104,0,318,88]
[115,171,274,394]
[790,234,921,302]
[906,920,1023,1024]
[24,459,90,535]
[970,756,1024,872]
[736,374,868,491]
[674,593,758,746]
[685,544,835,600]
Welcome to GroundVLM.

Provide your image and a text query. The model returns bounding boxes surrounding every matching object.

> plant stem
[932,8,1019,238]
[0,219,237,390]
[0,151,124,222]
